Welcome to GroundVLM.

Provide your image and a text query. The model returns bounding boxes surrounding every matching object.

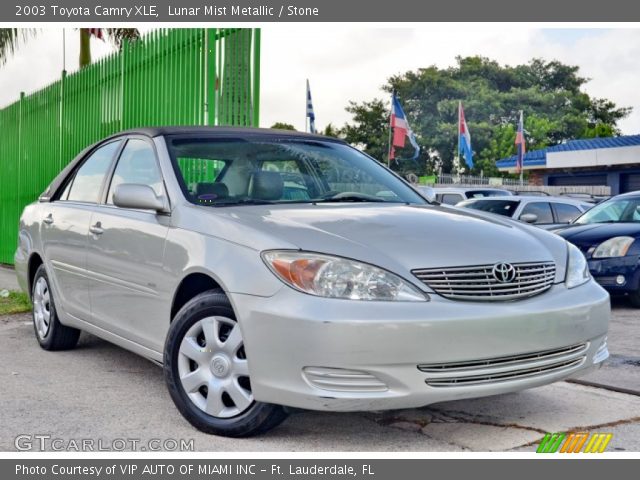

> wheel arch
[27,252,44,297]
[170,271,225,321]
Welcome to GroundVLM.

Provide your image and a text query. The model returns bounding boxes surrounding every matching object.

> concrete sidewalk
[0,266,19,291]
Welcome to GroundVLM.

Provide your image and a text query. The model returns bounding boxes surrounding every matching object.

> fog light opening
[593,338,609,364]
[616,275,626,285]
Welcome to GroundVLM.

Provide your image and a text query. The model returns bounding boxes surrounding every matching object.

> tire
[629,288,640,308]
[164,290,288,437]
[31,264,80,351]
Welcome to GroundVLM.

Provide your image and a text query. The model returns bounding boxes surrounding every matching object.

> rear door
[39,140,122,322]
[85,136,172,351]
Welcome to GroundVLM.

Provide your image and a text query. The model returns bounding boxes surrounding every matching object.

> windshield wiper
[313,196,387,203]
[210,199,276,207]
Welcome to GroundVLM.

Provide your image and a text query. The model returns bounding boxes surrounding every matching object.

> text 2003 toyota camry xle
[15,127,610,437]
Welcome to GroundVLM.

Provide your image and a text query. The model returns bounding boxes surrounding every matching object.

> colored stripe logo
[537,432,613,453]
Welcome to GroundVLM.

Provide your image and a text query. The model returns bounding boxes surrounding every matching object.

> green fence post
[205,28,218,126]
[59,70,66,171]
[252,29,261,127]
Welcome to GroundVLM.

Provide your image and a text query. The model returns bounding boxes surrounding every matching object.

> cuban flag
[515,110,526,173]
[306,79,316,134]
[390,93,420,161]
[458,102,473,168]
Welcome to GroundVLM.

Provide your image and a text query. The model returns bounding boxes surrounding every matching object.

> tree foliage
[270,122,297,131]
[339,56,631,176]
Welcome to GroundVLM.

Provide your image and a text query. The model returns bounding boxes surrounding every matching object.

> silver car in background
[457,195,593,230]
[15,127,609,437]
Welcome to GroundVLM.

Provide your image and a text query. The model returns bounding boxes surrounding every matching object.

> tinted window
[66,141,121,203]
[439,193,464,205]
[107,139,163,204]
[553,203,582,223]
[459,199,520,217]
[520,202,553,224]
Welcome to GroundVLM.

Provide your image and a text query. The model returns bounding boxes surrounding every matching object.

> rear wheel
[164,290,288,437]
[32,265,80,350]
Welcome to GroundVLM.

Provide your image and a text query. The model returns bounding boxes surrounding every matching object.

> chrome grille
[412,261,556,301]
[419,343,588,388]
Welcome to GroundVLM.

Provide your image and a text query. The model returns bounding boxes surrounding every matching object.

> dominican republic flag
[88,28,104,40]
[515,111,526,173]
[458,102,473,168]
[306,79,316,134]
[390,93,420,161]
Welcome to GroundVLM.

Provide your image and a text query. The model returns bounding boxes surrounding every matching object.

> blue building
[496,135,640,194]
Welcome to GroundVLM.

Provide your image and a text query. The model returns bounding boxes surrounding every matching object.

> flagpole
[519,110,524,186]
[387,92,394,168]
[457,101,461,175]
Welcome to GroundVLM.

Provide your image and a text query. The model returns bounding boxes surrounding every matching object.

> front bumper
[588,255,640,293]
[230,280,610,412]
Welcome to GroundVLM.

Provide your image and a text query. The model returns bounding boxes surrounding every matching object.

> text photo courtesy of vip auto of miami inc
[0,2,639,473]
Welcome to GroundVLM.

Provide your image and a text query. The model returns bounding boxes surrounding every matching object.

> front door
[86,137,172,352]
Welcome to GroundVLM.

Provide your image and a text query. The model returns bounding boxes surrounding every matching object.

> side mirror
[113,184,168,213]
[520,213,538,224]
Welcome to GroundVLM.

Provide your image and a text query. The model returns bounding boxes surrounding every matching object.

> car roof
[431,187,511,193]
[103,126,341,143]
[462,195,587,205]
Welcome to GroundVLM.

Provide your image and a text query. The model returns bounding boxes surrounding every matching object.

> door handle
[89,222,104,235]
[43,214,54,225]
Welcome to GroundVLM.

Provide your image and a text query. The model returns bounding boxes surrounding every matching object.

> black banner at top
[4,0,640,22]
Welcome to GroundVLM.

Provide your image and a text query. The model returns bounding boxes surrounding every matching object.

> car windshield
[166,136,427,207]
[574,196,640,224]
[457,199,520,217]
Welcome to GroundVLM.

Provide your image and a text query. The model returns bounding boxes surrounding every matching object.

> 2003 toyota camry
[15,127,610,437]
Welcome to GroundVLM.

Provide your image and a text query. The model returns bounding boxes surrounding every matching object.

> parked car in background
[457,196,592,230]
[555,192,640,306]
[416,186,513,205]
[15,127,609,437]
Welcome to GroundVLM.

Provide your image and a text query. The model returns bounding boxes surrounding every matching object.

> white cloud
[1,26,639,135]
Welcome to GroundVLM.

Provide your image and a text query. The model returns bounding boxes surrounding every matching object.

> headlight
[565,243,591,289]
[592,236,635,258]
[262,250,428,301]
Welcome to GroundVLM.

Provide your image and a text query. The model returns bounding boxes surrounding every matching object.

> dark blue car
[557,192,640,306]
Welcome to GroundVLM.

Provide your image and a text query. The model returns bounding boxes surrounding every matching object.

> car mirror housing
[113,184,168,213]
[520,213,538,224]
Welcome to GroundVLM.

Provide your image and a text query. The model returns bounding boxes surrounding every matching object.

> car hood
[557,223,640,250]
[196,203,569,284]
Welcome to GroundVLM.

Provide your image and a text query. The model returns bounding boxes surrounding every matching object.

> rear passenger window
[520,202,553,224]
[440,194,464,205]
[66,141,121,203]
[553,203,582,223]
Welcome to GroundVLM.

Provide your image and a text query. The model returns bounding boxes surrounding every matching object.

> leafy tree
[0,28,140,69]
[270,122,297,131]
[322,123,341,138]
[341,56,631,176]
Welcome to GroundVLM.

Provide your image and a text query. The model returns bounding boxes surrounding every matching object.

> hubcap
[177,316,253,418]
[33,277,51,339]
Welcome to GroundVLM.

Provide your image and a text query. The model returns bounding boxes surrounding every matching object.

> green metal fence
[0,28,261,265]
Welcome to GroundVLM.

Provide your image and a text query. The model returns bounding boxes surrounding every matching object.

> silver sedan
[15,127,610,437]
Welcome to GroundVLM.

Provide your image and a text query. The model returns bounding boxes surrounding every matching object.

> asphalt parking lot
[1,267,639,452]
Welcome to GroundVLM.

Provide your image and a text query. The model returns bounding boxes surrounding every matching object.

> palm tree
[0,28,140,68]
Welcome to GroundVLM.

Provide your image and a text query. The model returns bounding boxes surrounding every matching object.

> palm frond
[103,28,141,50]
[0,28,38,65]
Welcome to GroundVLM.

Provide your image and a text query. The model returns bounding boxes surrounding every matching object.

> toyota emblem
[492,263,517,283]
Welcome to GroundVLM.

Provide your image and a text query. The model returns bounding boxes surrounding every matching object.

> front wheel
[628,287,640,308]
[163,290,288,437]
